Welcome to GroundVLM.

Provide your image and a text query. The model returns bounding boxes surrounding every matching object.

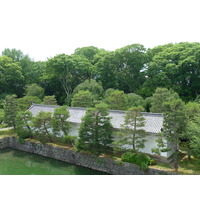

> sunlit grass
[0,128,16,138]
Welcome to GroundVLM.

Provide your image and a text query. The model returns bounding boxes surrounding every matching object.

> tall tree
[18,96,41,111]
[162,99,186,171]
[25,83,44,100]
[43,95,57,105]
[187,117,200,159]
[45,54,94,104]
[15,111,33,139]
[113,106,147,152]
[143,42,200,101]
[52,106,71,137]
[4,95,19,128]
[72,79,103,101]
[126,93,145,108]
[32,111,53,142]
[150,88,179,113]
[74,46,104,65]
[76,103,113,154]
[0,56,24,96]
[115,44,148,93]
[105,90,128,110]
[95,51,119,90]
[71,90,94,108]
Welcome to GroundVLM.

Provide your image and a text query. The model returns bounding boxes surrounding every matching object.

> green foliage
[32,111,53,142]
[162,99,186,171]
[186,118,200,159]
[76,103,114,154]
[71,90,94,107]
[74,46,103,65]
[105,90,128,110]
[143,42,200,101]
[15,111,33,140]
[0,109,4,124]
[43,95,57,105]
[72,79,103,100]
[25,83,44,100]
[121,152,150,170]
[113,106,147,152]
[150,88,179,113]
[126,93,145,108]
[95,51,119,90]
[52,106,71,136]
[17,96,41,111]
[149,159,156,165]
[62,135,77,145]
[4,95,19,128]
[45,54,94,104]
[114,44,148,93]
[0,56,24,96]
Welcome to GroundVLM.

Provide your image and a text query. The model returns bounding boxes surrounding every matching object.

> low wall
[0,137,175,175]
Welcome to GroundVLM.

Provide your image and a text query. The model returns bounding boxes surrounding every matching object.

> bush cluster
[121,152,151,170]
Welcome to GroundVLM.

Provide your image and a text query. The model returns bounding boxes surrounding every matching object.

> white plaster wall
[140,135,168,158]
[68,124,169,158]
[69,123,80,137]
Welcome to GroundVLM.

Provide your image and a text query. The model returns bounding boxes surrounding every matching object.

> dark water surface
[0,148,108,175]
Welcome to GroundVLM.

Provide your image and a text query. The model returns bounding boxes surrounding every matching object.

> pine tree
[32,111,53,143]
[113,106,147,152]
[162,99,186,171]
[76,103,113,154]
[4,94,19,128]
[52,106,71,136]
[15,111,33,139]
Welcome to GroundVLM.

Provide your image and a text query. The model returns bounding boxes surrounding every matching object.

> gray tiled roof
[28,104,163,134]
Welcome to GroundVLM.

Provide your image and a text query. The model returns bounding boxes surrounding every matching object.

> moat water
[0,148,107,175]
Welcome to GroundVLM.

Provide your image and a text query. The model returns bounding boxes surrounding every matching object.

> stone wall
[0,137,175,175]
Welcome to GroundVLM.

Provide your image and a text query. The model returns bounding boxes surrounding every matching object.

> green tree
[143,42,200,101]
[76,103,113,154]
[15,111,33,139]
[150,88,179,113]
[115,44,148,93]
[162,99,186,171]
[187,117,200,159]
[0,109,4,124]
[126,93,145,108]
[52,106,71,137]
[18,96,42,111]
[25,83,44,100]
[32,111,53,143]
[95,51,119,90]
[4,95,19,128]
[113,106,147,152]
[72,79,103,101]
[2,48,35,87]
[105,90,128,110]
[71,90,94,107]
[45,54,94,104]
[0,56,24,96]
[43,95,57,105]
[74,46,104,65]
[180,102,200,160]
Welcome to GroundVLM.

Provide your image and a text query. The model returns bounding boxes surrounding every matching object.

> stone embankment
[0,137,175,175]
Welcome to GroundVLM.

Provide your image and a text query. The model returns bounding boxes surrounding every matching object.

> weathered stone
[0,137,176,175]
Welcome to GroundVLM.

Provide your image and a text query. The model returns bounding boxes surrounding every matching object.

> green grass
[0,124,8,129]
[177,156,200,175]
[0,128,16,138]
[149,155,200,175]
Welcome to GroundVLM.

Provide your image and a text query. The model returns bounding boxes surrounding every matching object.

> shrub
[63,135,77,145]
[121,152,150,170]
[149,159,156,165]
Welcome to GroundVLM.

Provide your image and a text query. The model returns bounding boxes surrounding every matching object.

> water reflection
[0,148,108,175]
